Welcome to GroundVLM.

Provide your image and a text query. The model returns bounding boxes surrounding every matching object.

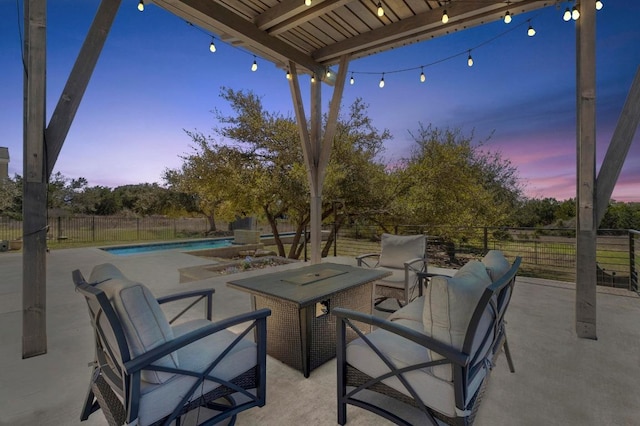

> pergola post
[22,0,48,358]
[575,2,597,340]
[21,0,122,357]
[288,57,349,264]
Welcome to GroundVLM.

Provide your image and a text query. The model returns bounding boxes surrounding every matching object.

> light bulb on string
[377,2,384,17]
[305,0,312,5]
[350,74,355,85]
[286,70,292,80]
[420,67,426,83]
[572,5,580,20]
[209,38,216,53]
[251,57,258,72]
[563,7,571,21]
[137,0,144,12]
[595,1,603,10]
[504,11,512,24]
[442,10,449,23]
[379,73,385,88]
[527,21,536,37]
[326,69,331,78]
[311,74,316,83]
[467,51,474,67]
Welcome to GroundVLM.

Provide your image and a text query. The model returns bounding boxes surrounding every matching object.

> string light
[311,74,316,83]
[595,0,603,10]
[137,0,144,12]
[209,38,216,53]
[504,11,512,24]
[527,20,536,37]
[572,5,580,20]
[286,69,292,80]
[563,7,571,21]
[467,51,474,67]
[377,2,384,17]
[379,73,385,88]
[350,74,355,85]
[305,0,312,5]
[442,10,449,24]
[326,69,331,78]
[420,67,426,83]
[251,56,258,71]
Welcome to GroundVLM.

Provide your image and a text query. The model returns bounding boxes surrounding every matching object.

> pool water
[102,239,233,256]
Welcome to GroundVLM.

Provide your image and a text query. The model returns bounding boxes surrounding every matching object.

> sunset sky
[1,0,638,201]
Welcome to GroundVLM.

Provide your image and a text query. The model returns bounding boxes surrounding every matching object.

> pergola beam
[595,66,640,223]
[313,0,547,63]
[45,0,122,177]
[257,0,352,36]
[156,0,332,80]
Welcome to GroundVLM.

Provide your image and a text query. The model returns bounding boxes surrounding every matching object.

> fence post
[92,216,95,241]
[483,227,488,253]
[174,219,177,239]
[137,218,140,240]
[304,225,308,262]
[629,231,636,291]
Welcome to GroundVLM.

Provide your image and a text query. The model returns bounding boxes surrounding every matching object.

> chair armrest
[333,307,468,367]
[417,271,453,280]
[356,253,380,267]
[156,288,215,304]
[124,308,272,374]
[157,288,215,322]
[404,257,427,271]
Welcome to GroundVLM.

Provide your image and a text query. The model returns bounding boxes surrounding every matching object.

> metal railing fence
[327,224,638,291]
[0,215,297,248]
[1,215,637,291]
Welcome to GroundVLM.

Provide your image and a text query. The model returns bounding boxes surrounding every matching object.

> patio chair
[334,255,521,425]
[356,233,427,312]
[73,263,271,426]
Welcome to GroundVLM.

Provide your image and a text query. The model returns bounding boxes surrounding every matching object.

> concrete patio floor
[1,246,639,425]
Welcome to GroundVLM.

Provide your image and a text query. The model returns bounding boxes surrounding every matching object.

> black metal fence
[0,215,296,249]
[0,216,211,246]
[325,224,638,291]
[1,215,637,291]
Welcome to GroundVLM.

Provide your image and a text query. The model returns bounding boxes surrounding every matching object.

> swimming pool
[101,239,233,256]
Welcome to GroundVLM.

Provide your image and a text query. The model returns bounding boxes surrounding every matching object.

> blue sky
[1,0,639,201]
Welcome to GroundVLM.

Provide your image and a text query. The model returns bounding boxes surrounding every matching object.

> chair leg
[503,337,515,373]
[80,384,96,421]
[338,400,347,425]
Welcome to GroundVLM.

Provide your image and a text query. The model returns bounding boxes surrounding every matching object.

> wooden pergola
[22,0,640,357]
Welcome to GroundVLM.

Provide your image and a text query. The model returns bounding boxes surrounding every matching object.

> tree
[0,175,22,219]
[600,201,640,230]
[164,133,259,233]
[113,184,173,216]
[396,124,522,241]
[512,198,560,227]
[214,88,392,258]
[166,88,392,258]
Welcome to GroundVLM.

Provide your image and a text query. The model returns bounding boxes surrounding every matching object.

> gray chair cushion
[422,260,491,381]
[375,267,407,289]
[346,320,487,418]
[388,296,425,323]
[137,319,257,426]
[90,263,178,384]
[379,233,425,269]
[482,250,511,282]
